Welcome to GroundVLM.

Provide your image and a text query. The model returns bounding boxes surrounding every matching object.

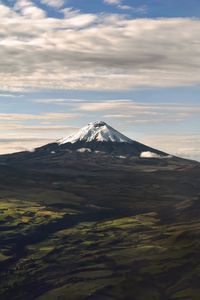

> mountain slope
[24,121,168,159]
[58,121,133,144]
[0,147,199,300]
[0,122,199,300]
[0,121,170,163]
[57,121,168,156]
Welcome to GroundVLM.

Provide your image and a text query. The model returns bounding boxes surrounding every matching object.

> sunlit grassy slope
[1,199,200,300]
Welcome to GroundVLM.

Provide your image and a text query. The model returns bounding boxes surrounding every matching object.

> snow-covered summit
[58,121,134,145]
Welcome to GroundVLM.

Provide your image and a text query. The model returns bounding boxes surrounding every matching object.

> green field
[0,198,200,300]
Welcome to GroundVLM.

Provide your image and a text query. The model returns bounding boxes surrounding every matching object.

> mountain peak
[88,121,106,127]
[58,121,134,145]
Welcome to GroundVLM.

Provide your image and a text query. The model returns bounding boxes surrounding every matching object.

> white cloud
[142,134,200,162]
[0,138,53,154]
[62,8,97,27]
[140,151,163,158]
[14,0,46,18]
[0,4,17,17]
[104,0,122,4]
[0,4,200,91]
[40,0,64,8]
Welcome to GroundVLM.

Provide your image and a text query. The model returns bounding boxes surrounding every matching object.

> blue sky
[0,0,200,160]
[57,0,200,18]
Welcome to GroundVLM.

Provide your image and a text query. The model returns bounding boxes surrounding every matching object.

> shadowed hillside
[0,150,199,299]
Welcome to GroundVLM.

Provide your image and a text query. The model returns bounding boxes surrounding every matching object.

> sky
[0,0,200,161]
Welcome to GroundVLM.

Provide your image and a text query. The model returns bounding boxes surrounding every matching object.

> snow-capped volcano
[58,121,133,145]
[24,121,168,158]
[50,121,168,158]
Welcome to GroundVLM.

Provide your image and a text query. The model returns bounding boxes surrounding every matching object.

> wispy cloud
[103,0,147,13]
[73,100,200,125]
[34,98,86,104]
[77,100,200,113]
[0,112,80,121]
[0,93,23,98]
[0,110,80,152]
[0,121,79,153]
[0,124,77,131]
